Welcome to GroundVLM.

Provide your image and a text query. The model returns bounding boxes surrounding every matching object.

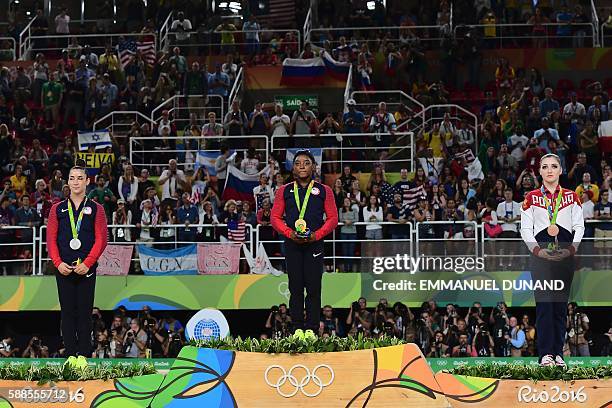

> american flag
[454,148,476,164]
[401,185,427,210]
[227,219,246,242]
[118,38,156,68]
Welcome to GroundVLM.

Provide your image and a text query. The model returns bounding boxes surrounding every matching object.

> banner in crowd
[74,152,115,175]
[194,150,220,176]
[77,130,112,151]
[598,120,612,152]
[197,243,241,274]
[243,242,283,276]
[284,148,322,171]
[280,51,350,86]
[138,244,198,275]
[274,95,319,111]
[222,165,271,204]
[97,245,133,276]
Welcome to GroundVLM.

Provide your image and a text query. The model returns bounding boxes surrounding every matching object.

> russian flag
[598,120,612,153]
[321,50,351,80]
[222,165,271,205]
[280,57,325,86]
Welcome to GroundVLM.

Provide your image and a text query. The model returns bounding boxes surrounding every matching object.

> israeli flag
[77,130,113,151]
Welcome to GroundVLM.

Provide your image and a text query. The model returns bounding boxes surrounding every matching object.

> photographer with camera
[472,324,494,357]
[451,333,473,357]
[92,331,111,358]
[466,302,485,338]
[123,318,148,358]
[265,303,293,339]
[0,335,20,357]
[22,335,49,358]
[152,315,184,358]
[109,315,126,358]
[567,302,591,356]
[490,301,510,356]
[346,298,373,337]
[442,303,460,333]
[427,331,449,357]
[415,308,438,353]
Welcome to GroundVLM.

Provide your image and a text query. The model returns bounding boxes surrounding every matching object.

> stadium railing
[151,94,226,131]
[93,111,157,138]
[164,29,302,55]
[18,15,38,60]
[159,11,175,52]
[308,25,448,49]
[129,135,270,170]
[0,221,610,275]
[37,223,254,275]
[453,22,598,48]
[303,7,313,44]
[256,221,414,273]
[24,32,158,59]
[228,67,244,110]
[420,104,479,147]
[0,226,37,275]
[0,37,16,61]
[270,132,415,172]
[349,90,425,134]
[343,64,354,112]
[591,0,601,47]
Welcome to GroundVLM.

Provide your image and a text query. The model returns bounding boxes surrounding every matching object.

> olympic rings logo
[264,364,334,398]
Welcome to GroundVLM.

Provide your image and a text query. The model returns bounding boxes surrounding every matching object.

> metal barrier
[38,224,254,274]
[18,15,37,60]
[0,226,37,275]
[228,67,244,109]
[255,222,413,273]
[25,32,158,57]
[591,0,601,47]
[343,64,353,112]
[129,135,269,170]
[0,37,16,61]
[415,221,479,259]
[93,111,157,138]
[308,25,448,49]
[159,11,175,52]
[303,7,313,44]
[150,94,225,131]
[165,29,302,55]
[453,22,597,48]
[270,132,415,172]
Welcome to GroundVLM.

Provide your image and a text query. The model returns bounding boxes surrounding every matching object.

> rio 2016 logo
[518,385,587,403]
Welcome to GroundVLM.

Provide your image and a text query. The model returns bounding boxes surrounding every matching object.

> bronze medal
[547,224,559,237]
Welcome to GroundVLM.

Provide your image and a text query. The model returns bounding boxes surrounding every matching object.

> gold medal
[294,219,307,233]
[547,224,559,237]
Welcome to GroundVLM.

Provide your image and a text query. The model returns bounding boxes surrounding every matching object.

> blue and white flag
[284,148,323,171]
[138,244,198,275]
[194,150,220,176]
[77,130,112,151]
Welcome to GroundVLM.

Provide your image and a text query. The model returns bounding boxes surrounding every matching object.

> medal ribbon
[68,198,87,241]
[294,181,314,222]
[540,186,562,225]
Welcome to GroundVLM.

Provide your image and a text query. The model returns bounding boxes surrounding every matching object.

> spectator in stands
[117,164,139,211]
[208,63,231,99]
[41,72,63,131]
[533,118,560,151]
[176,192,198,244]
[112,199,133,242]
[387,193,411,239]
[88,175,115,222]
[576,172,600,202]
[201,112,224,149]
[563,91,586,128]
[342,99,365,136]
[224,100,248,140]
[158,159,187,205]
[15,193,40,241]
[290,100,317,145]
[183,62,208,120]
[99,45,120,82]
[55,8,70,36]
[339,197,359,272]
[248,102,270,137]
[496,187,521,236]
[62,71,84,130]
[594,190,612,270]
[568,152,598,187]
[240,147,260,175]
[215,145,234,197]
[270,104,290,137]
[81,45,99,69]
[253,173,274,212]
[539,88,560,118]
[243,15,261,57]
[135,198,158,244]
[369,102,396,154]
[170,12,192,45]
[495,58,515,97]
[363,194,384,240]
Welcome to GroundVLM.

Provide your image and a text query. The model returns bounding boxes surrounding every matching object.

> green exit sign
[274,95,319,110]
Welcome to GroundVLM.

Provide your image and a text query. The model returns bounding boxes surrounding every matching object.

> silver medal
[70,238,81,250]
